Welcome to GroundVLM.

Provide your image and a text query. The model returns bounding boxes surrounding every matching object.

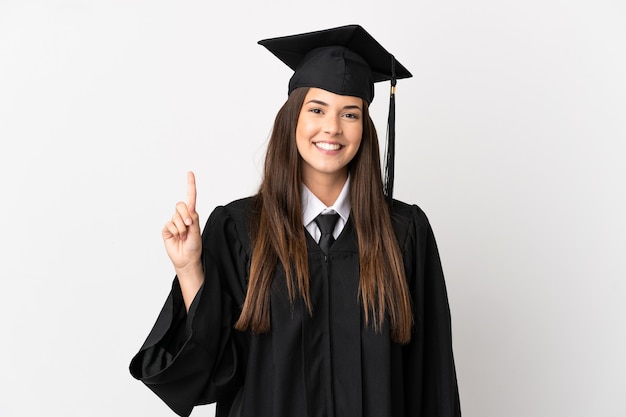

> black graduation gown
[129,197,461,417]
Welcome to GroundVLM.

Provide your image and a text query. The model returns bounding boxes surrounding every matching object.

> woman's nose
[323,116,342,135]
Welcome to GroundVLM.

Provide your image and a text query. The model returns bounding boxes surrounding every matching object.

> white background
[1,0,624,416]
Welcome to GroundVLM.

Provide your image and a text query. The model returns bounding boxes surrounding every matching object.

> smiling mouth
[314,142,342,151]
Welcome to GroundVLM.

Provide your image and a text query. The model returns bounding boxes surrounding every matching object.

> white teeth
[315,142,341,151]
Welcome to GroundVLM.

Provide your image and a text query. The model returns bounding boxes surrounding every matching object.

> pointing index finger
[187,171,197,214]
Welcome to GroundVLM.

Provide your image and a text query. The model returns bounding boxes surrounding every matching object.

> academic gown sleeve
[400,204,461,416]
[129,204,249,417]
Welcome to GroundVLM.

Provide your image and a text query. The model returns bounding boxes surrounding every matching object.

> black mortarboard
[258,24,413,203]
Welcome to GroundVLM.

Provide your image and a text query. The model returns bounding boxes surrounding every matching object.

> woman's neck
[303,172,348,207]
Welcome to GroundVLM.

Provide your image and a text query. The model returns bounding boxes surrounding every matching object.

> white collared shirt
[301,176,352,243]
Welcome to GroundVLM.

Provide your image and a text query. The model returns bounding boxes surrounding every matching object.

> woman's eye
[344,113,360,120]
[309,108,323,114]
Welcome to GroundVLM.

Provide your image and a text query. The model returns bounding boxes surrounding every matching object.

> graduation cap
[258,24,412,204]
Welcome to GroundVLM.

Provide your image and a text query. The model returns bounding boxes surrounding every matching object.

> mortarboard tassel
[383,56,397,206]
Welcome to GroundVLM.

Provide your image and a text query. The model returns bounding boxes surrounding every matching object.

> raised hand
[162,171,202,272]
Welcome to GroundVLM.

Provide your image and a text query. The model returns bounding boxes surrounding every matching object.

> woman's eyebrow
[305,100,362,111]
[305,99,328,106]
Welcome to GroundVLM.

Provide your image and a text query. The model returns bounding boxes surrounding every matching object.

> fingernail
[185,218,192,226]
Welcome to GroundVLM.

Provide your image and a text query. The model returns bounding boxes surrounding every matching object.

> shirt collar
[301,175,352,227]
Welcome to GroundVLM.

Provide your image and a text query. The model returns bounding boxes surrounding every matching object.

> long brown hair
[235,87,413,343]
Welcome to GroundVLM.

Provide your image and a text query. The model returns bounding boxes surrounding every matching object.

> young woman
[130,25,461,417]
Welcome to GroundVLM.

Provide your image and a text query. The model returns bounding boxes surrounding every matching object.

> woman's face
[296,88,363,184]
